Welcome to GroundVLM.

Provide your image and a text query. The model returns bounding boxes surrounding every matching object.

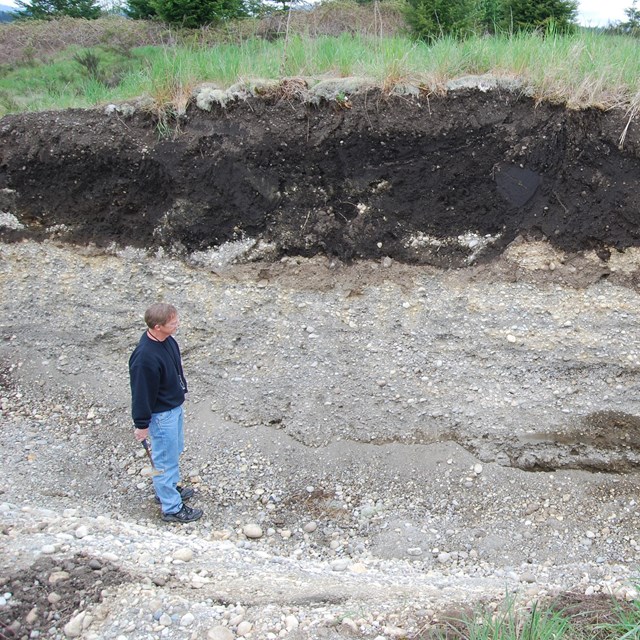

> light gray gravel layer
[1,239,640,638]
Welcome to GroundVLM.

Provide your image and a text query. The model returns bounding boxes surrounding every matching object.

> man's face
[155,314,179,339]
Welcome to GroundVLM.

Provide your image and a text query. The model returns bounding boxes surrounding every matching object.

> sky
[577,0,629,25]
[0,0,633,25]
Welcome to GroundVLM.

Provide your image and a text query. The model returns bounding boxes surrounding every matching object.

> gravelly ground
[1,238,640,639]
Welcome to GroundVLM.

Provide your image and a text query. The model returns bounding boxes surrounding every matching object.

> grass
[427,598,576,640]
[593,594,640,639]
[0,9,639,118]
[421,589,640,640]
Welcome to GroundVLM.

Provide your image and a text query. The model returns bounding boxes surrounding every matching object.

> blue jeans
[149,404,184,515]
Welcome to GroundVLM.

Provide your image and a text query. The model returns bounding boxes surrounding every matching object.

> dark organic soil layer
[0,554,128,639]
[0,89,639,266]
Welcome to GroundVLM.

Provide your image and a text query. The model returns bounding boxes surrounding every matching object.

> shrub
[501,0,578,34]
[405,0,476,42]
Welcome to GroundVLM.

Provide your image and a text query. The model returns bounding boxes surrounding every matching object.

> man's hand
[134,427,149,442]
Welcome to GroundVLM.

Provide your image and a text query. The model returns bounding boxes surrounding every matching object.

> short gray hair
[144,303,177,329]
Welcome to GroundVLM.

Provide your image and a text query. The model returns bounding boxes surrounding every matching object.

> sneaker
[155,485,195,504]
[162,504,203,523]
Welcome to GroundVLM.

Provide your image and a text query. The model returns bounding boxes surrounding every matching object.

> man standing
[129,303,203,523]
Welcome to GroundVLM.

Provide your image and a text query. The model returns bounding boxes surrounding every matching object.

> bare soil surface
[1,86,640,639]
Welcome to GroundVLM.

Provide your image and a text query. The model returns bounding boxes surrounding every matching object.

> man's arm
[129,358,159,432]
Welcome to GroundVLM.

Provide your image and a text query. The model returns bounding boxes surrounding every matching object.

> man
[129,303,203,523]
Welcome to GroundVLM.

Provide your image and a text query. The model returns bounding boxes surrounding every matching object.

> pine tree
[502,0,578,33]
[125,0,156,18]
[15,0,101,19]
[146,0,248,26]
[405,0,476,42]
[478,0,505,34]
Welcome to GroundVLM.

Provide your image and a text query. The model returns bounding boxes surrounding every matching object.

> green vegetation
[422,591,640,640]
[131,0,251,28]
[503,0,578,33]
[0,0,638,118]
[405,0,477,43]
[428,598,575,639]
[5,0,634,32]
[593,593,640,639]
[405,0,578,41]
[14,0,101,20]
[620,0,640,35]
[1,14,639,118]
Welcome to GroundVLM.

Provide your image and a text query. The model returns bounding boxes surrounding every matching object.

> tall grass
[0,26,639,117]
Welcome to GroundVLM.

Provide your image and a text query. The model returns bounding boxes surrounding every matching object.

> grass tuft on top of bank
[0,10,639,117]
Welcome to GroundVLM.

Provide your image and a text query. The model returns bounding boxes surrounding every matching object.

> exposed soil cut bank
[2,85,640,639]
[1,85,639,267]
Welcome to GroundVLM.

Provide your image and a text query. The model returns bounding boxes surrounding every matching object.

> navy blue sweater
[129,333,188,429]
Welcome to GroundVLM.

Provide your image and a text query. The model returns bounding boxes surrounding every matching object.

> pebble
[285,615,299,631]
[341,618,359,633]
[48,571,70,584]
[208,626,234,640]
[237,620,253,636]
[180,612,195,627]
[384,625,407,638]
[159,613,172,626]
[524,504,540,516]
[63,612,85,638]
[173,547,194,562]
[243,524,263,539]
[75,525,88,539]
[303,521,317,533]
[350,563,367,573]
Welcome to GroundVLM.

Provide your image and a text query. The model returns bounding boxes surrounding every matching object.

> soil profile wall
[0,88,638,266]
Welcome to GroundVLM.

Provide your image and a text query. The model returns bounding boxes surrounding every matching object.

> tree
[501,0,578,33]
[405,0,476,42]
[124,0,156,18]
[125,0,248,25]
[14,0,101,18]
[477,0,505,34]
[620,0,640,34]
